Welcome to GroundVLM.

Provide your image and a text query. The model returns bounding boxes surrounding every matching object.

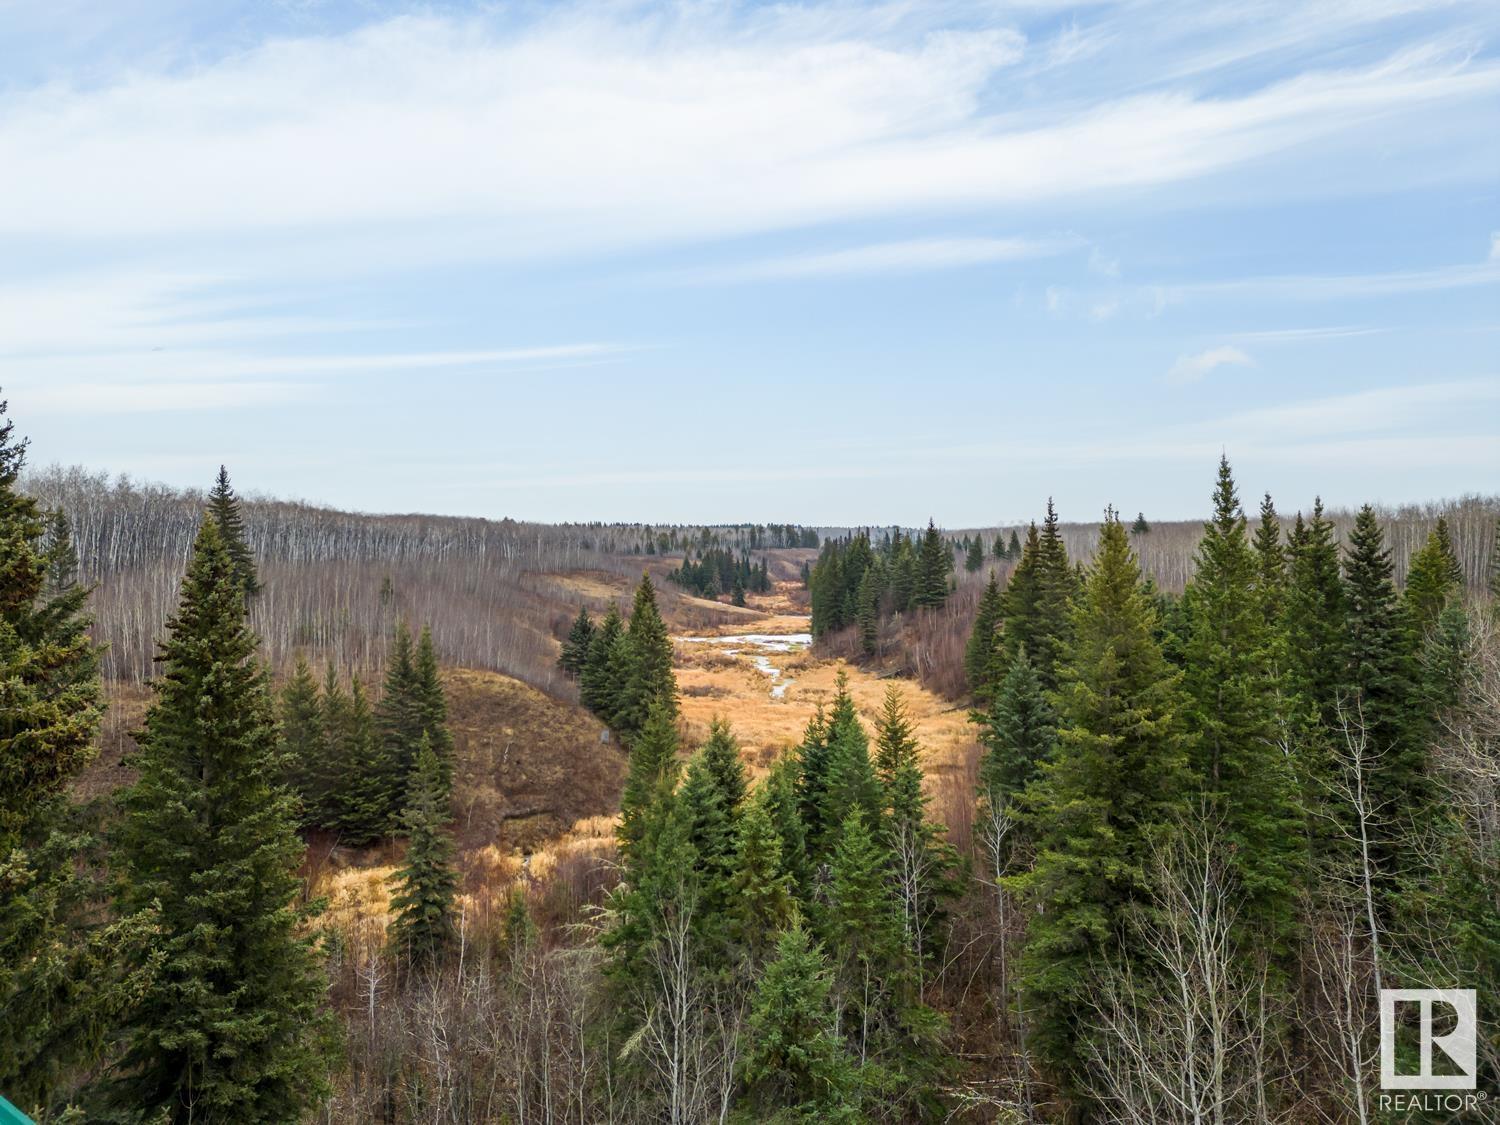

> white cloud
[15,380,314,414]
[685,235,1079,282]
[1168,344,1253,384]
[1490,231,1500,261]
[0,10,1494,266]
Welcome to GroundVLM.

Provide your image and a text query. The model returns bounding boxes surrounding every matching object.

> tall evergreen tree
[580,603,625,719]
[278,656,326,826]
[875,687,959,971]
[739,922,862,1122]
[999,524,1041,666]
[1404,517,1465,637]
[617,699,682,870]
[412,626,454,796]
[1180,458,1303,950]
[914,520,949,608]
[1006,528,1022,559]
[206,465,260,601]
[856,567,879,658]
[964,571,1004,696]
[1018,513,1193,1090]
[728,788,796,965]
[559,606,595,676]
[617,573,677,741]
[113,518,331,1121]
[0,398,148,1115]
[1030,498,1077,691]
[387,737,459,967]
[964,535,985,573]
[974,647,1054,865]
[328,676,390,845]
[817,679,882,858]
[1284,499,1346,722]
[1341,505,1425,884]
[1251,492,1287,626]
[376,620,422,823]
[765,752,812,905]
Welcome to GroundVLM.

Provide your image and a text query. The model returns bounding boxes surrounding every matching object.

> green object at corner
[0,1095,34,1124]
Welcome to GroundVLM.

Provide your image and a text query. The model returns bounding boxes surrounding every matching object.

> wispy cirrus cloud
[681,236,1080,283]
[1168,345,1253,384]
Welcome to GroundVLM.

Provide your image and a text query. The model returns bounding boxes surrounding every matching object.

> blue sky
[1,0,1497,525]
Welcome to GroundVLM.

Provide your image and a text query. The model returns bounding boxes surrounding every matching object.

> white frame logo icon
[1380,989,1477,1090]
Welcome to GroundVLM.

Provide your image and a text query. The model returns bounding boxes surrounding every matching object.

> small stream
[677,631,812,700]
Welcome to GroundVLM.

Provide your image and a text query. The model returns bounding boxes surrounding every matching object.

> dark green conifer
[728,789,795,964]
[1284,499,1346,722]
[964,570,1004,695]
[1131,512,1149,534]
[1007,528,1021,558]
[331,677,390,845]
[1030,498,1077,691]
[617,700,682,870]
[914,520,949,608]
[974,647,1054,866]
[279,656,326,826]
[740,922,862,1121]
[376,621,422,822]
[1252,493,1286,625]
[1018,513,1193,1090]
[113,519,331,1120]
[818,679,882,856]
[765,752,812,904]
[412,626,454,796]
[0,399,148,1114]
[618,573,677,741]
[1341,505,1425,882]
[1404,517,1465,637]
[388,737,459,966]
[206,465,260,600]
[964,536,985,572]
[580,603,625,718]
[559,607,595,676]
[856,568,879,657]
[1180,458,1303,951]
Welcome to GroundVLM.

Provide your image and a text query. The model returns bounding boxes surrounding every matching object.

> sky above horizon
[2,0,1498,527]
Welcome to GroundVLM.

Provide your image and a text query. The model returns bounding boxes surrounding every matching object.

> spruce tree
[618,573,677,741]
[1017,513,1193,1090]
[856,568,879,658]
[0,400,148,1114]
[999,524,1041,665]
[387,737,459,967]
[964,571,1004,696]
[376,621,422,823]
[559,607,595,676]
[964,535,985,573]
[1180,458,1303,951]
[1341,504,1425,883]
[580,603,624,719]
[412,626,454,796]
[113,519,331,1121]
[1404,517,1464,637]
[728,789,795,964]
[206,465,260,601]
[1252,492,1286,626]
[1030,498,1077,691]
[279,656,326,826]
[765,752,812,905]
[740,921,862,1121]
[1284,499,1346,722]
[329,676,390,846]
[1131,512,1149,534]
[875,687,959,971]
[617,699,681,870]
[1007,528,1021,559]
[817,678,882,857]
[974,647,1054,866]
[914,520,949,608]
